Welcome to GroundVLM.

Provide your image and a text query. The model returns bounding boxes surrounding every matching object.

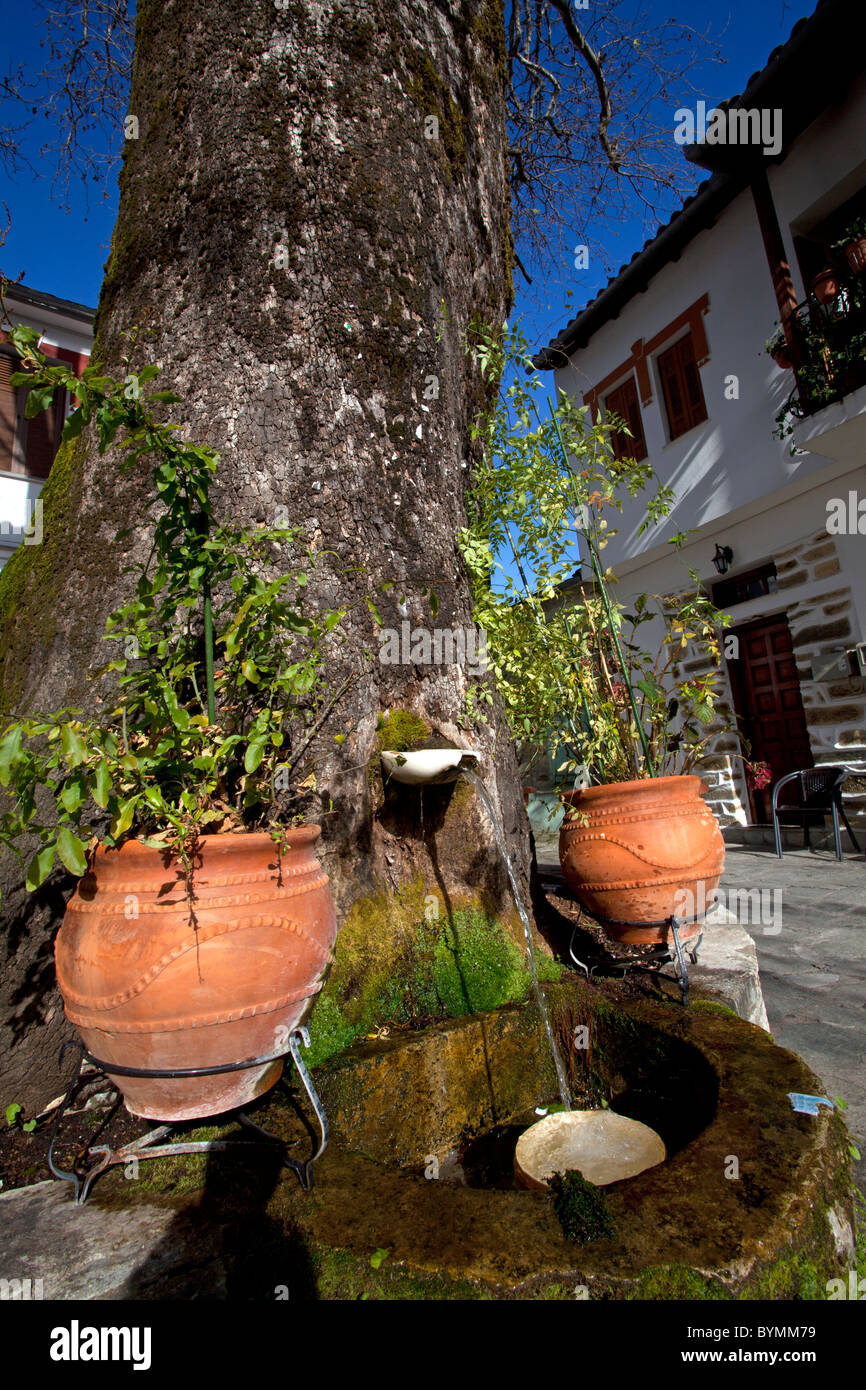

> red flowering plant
[745,761,773,790]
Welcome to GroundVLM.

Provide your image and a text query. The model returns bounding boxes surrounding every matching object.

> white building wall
[549,77,866,829]
[0,294,93,570]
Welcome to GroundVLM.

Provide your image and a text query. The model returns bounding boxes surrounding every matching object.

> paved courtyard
[720,843,866,1189]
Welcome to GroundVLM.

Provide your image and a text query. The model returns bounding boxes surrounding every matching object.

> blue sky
[516,0,818,355]
[0,0,816,344]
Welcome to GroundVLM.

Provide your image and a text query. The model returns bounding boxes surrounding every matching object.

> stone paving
[719,842,866,1189]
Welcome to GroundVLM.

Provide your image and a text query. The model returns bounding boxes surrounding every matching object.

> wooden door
[727,614,813,822]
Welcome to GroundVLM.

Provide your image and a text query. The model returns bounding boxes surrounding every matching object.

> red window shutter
[659,332,708,440]
[621,377,647,461]
[0,354,17,468]
[24,386,65,479]
[658,342,688,439]
[676,334,708,428]
[604,376,647,462]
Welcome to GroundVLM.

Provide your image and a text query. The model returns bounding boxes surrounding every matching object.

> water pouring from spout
[380,748,572,1110]
[461,768,572,1112]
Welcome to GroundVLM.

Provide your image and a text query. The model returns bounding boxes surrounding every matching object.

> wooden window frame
[711,562,779,610]
[583,293,710,421]
[0,341,75,480]
[602,374,648,462]
[656,329,708,442]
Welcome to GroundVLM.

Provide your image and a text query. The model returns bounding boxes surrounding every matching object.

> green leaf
[110,795,141,838]
[0,724,23,783]
[5,1103,22,1126]
[93,760,111,809]
[25,842,56,891]
[369,1248,390,1270]
[60,778,85,813]
[61,406,86,443]
[60,724,87,767]
[57,827,88,876]
[244,740,266,774]
[24,384,56,418]
[22,1119,37,1133]
[97,409,123,453]
[241,659,260,684]
[9,324,40,354]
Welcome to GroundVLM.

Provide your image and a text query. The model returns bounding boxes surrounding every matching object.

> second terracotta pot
[558,776,725,944]
[54,828,336,1120]
[812,268,840,305]
[843,237,866,275]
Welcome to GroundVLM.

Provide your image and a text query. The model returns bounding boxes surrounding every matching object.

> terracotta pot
[54,828,336,1120]
[843,237,866,275]
[811,268,840,305]
[771,342,794,370]
[558,776,724,945]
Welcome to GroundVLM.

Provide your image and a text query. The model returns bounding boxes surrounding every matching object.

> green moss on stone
[690,1000,739,1020]
[131,1125,226,1197]
[633,1264,728,1301]
[306,882,560,1069]
[375,708,431,753]
[310,1247,490,1301]
[549,1170,615,1244]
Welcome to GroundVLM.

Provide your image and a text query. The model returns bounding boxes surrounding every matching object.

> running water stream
[463,769,572,1111]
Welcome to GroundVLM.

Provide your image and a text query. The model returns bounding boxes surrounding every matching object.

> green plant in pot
[0,325,352,1121]
[764,325,794,371]
[831,214,866,276]
[459,321,731,944]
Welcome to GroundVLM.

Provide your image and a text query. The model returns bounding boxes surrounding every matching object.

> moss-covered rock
[305,879,561,1069]
[374,708,432,753]
[550,1170,616,1243]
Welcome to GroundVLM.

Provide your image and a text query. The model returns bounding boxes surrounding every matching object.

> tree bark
[0,0,532,1111]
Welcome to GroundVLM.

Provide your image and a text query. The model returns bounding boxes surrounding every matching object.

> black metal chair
[771,765,863,860]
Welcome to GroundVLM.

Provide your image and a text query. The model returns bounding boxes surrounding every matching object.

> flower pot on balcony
[771,341,794,370]
[558,775,724,945]
[54,828,336,1121]
[842,237,866,276]
[811,268,841,305]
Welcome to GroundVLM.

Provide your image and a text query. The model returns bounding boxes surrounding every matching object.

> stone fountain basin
[304,978,854,1297]
[85,977,854,1300]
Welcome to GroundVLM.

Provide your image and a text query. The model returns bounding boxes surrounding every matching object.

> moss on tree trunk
[0,0,528,1111]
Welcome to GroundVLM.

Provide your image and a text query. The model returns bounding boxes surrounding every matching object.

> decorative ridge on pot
[559,777,724,945]
[54,827,337,1120]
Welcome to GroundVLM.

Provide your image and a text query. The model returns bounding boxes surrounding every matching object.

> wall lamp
[712,544,733,576]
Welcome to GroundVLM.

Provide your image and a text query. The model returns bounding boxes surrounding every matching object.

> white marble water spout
[380,748,481,785]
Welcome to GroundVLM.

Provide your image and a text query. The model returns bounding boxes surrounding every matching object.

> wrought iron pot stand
[48,1026,328,1205]
[569,914,704,1006]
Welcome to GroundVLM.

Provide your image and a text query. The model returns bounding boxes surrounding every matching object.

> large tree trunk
[0,0,531,1112]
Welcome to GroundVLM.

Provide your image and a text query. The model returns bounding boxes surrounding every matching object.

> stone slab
[0,1180,225,1300]
[690,906,771,1031]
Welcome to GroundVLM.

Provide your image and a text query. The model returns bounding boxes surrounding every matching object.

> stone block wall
[691,528,866,828]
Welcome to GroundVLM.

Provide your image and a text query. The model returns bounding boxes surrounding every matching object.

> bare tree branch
[546,0,620,171]
[0,0,134,202]
[1,0,723,280]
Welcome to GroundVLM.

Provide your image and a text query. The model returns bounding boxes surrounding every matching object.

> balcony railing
[773,279,866,437]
